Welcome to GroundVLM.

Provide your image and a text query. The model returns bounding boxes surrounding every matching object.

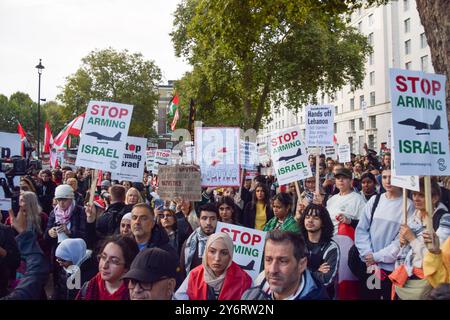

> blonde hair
[20,191,42,235]
[125,187,144,205]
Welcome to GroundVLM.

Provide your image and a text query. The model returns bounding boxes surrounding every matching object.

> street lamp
[35,59,44,159]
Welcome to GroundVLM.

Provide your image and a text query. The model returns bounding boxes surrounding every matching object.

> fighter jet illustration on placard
[278,148,302,162]
[398,116,442,130]
[85,132,122,141]
[237,260,255,271]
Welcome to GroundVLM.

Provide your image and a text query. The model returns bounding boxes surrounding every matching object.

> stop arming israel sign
[270,126,312,185]
[305,105,335,146]
[216,222,266,281]
[76,101,133,172]
[111,136,147,183]
[389,69,449,175]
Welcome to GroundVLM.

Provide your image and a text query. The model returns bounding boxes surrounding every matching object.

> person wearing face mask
[174,232,252,300]
[53,238,98,300]
[76,236,139,300]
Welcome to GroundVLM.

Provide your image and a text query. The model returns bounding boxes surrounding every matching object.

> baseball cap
[334,168,352,179]
[122,248,178,283]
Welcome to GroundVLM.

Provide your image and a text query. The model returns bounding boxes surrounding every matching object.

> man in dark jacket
[241,230,329,300]
[0,223,21,298]
[1,209,49,300]
[38,169,56,215]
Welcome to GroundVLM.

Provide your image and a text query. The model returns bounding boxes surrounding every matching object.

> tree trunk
[252,75,272,130]
[242,63,253,130]
[415,0,450,139]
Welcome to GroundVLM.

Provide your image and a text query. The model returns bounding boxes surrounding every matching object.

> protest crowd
[1,138,450,301]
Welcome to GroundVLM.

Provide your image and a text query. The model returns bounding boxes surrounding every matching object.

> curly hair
[299,203,334,243]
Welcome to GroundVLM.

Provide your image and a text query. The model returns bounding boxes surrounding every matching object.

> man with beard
[242,230,329,300]
[179,203,218,279]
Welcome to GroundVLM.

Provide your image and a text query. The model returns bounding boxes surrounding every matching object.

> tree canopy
[171,0,376,130]
[58,48,162,137]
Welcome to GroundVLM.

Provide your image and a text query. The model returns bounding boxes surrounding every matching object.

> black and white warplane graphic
[278,148,302,162]
[85,131,122,141]
[237,260,255,271]
[398,116,442,130]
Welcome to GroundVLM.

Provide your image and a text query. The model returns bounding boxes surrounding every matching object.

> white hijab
[202,232,234,292]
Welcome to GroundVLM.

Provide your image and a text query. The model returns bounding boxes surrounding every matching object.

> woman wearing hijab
[174,232,252,300]
[53,238,98,300]
[76,235,139,300]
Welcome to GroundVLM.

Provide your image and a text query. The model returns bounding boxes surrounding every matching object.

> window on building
[404,18,410,33]
[405,61,412,70]
[350,98,355,111]
[350,119,355,131]
[368,33,374,45]
[359,95,365,109]
[370,115,376,128]
[370,91,375,106]
[370,71,375,86]
[420,33,427,48]
[404,0,409,11]
[334,123,337,133]
[335,105,338,115]
[359,118,364,130]
[405,39,411,55]
[369,14,374,26]
[369,52,374,65]
[349,137,354,153]
[421,55,428,72]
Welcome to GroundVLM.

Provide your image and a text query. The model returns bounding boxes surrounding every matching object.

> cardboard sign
[157,165,202,201]
[112,136,147,183]
[305,105,335,147]
[240,141,258,170]
[216,222,266,281]
[389,69,449,175]
[152,149,171,174]
[76,101,133,172]
[195,127,240,187]
[338,144,351,163]
[270,126,312,185]
[146,148,156,172]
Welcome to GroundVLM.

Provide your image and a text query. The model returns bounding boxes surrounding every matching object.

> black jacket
[38,180,56,215]
[96,202,132,237]
[1,231,49,300]
[0,224,21,298]
[242,202,273,229]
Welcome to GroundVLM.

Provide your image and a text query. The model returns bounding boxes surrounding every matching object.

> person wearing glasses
[53,238,97,300]
[158,208,190,256]
[76,235,139,300]
[122,247,179,300]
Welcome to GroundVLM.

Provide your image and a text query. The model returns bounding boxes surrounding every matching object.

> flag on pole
[170,108,180,131]
[53,113,85,149]
[17,122,27,157]
[43,121,53,153]
[168,94,179,117]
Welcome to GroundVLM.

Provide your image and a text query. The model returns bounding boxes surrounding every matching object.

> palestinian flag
[168,94,179,117]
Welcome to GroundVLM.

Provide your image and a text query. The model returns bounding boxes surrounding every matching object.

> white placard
[76,101,133,172]
[0,198,11,211]
[391,174,420,192]
[111,136,147,183]
[389,69,449,176]
[152,149,171,174]
[338,144,351,163]
[240,141,258,170]
[305,105,335,147]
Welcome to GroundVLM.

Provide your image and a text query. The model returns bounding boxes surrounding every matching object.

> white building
[258,0,434,155]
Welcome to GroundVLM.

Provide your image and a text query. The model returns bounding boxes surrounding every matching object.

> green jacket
[263,214,301,233]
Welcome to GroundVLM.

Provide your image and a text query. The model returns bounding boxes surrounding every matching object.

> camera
[0,157,42,176]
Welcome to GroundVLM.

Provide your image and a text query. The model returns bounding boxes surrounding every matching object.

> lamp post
[35,59,44,159]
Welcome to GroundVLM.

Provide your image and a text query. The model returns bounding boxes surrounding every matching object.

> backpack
[347,193,381,280]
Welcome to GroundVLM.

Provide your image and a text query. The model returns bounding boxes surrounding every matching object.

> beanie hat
[55,184,75,199]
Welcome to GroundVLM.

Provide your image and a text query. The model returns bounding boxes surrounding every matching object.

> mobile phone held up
[11,195,20,216]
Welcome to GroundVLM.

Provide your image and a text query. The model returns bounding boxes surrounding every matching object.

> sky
[0,0,191,102]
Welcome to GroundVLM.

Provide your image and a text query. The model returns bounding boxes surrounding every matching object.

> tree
[58,48,162,137]
[171,0,374,130]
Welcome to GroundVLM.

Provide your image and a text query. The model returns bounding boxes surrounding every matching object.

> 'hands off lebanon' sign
[305,105,335,147]
[157,165,202,201]
[216,222,266,281]
[389,69,449,175]
[76,101,133,172]
[111,136,147,183]
[270,126,312,185]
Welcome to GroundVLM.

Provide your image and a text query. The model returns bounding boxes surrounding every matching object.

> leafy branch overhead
[171,0,378,130]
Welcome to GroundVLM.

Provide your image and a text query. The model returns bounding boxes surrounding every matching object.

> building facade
[257,0,434,155]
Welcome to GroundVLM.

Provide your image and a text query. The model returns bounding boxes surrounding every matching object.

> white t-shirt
[326,191,367,235]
